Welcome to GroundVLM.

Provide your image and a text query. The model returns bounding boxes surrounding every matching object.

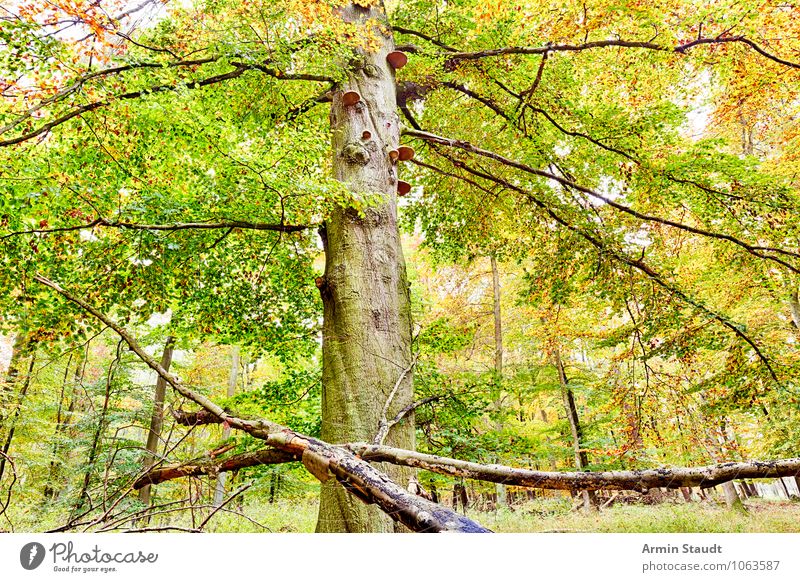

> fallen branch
[38,274,800,528]
[347,443,800,492]
[139,435,800,497]
[132,449,299,489]
[171,408,226,426]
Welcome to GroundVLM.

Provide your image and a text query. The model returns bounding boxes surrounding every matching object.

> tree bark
[789,288,800,330]
[721,481,745,510]
[213,345,239,506]
[138,336,176,506]
[715,418,743,510]
[491,256,503,376]
[349,443,800,491]
[0,333,27,429]
[317,2,415,532]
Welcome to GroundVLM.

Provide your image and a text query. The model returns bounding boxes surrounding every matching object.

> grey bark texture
[316,2,415,532]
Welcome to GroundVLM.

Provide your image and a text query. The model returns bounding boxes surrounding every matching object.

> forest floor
[198,497,800,533]
[8,497,800,533]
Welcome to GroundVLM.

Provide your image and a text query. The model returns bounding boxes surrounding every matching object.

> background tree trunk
[44,352,83,500]
[138,337,175,506]
[0,333,27,429]
[213,345,239,506]
[490,255,507,507]
[0,338,36,484]
[316,2,415,532]
[554,349,596,510]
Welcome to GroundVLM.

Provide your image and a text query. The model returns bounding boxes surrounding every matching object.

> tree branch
[133,450,298,489]
[349,444,800,492]
[404,128,800,273]
[1,218,312,240]
[442,36,800,69]
[374,353,419,445]
[135,435,800,494]
[410,145,780,381]
[2,64,333,148]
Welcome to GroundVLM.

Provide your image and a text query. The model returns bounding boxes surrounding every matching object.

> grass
[205,496,800,533]
[7,495,799,533]
[475,498,800,533]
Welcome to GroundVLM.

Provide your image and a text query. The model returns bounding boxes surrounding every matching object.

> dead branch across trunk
[138,437,800,497]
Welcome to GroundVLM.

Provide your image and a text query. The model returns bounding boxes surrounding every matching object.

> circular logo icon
[20,542,46,570]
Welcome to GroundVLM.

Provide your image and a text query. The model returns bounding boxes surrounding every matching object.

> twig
[374,353,419,445]
[198,482,253,531]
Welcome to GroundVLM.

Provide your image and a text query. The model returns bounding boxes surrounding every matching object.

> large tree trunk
[316,2,415,532]
[213,345,239,506]
[139,336,176,506]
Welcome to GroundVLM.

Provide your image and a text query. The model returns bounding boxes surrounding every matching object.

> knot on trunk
[363,64,382,78]
[342,142,370,165]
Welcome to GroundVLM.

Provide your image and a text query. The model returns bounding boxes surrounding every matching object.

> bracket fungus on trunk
[397,180,411,196]
[342,90,362,106]
[387,50,408,70]
[397,145,415,161]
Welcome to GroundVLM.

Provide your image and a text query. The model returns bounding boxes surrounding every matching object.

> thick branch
[138,435,800,494]
[442,36,800,69]
[0,57,216,137]
[349,444,800,492]
[405,129,799,270]
[133,449,299,489]
[1,218,311,240]
[2,65,332,148]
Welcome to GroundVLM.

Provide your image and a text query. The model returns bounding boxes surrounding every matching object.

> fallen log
[36,275,800,530]
[347,443,800,492]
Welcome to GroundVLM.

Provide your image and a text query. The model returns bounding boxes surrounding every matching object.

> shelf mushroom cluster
[340,49,414,197]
